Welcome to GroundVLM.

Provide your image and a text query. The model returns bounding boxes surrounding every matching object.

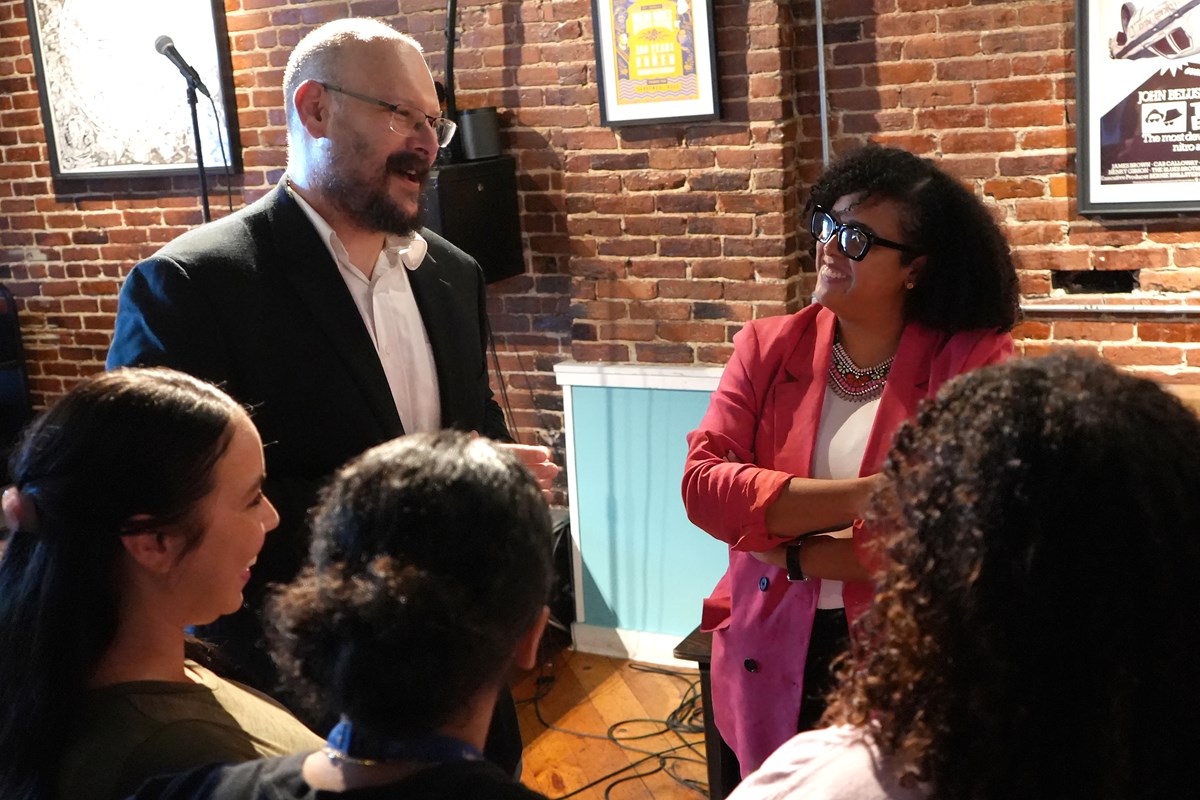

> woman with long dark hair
[730,352,1200,799]
[0,368,320,800]
[682,144,1019,776]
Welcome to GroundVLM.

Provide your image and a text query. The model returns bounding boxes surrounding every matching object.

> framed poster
[1078,0,1200,214]
[591,0,720,126]
[24,0,241,179]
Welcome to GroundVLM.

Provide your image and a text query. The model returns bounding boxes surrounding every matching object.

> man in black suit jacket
[107,18,555,773]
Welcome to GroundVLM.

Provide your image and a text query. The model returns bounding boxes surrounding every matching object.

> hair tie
[2,486,40,534]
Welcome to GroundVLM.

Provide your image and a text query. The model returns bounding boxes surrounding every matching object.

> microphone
[154,35,211,98]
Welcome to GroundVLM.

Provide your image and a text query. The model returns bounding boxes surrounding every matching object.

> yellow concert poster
[591,0,719,125]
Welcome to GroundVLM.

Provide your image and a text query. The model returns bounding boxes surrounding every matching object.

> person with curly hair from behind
[682,143,1019,778]
[133,431,553,799]
[729,351,1200,800]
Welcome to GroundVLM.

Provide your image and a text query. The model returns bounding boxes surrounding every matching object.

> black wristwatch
[785,540,807,582]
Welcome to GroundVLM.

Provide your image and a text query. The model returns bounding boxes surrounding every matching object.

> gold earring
[905,280,915,290]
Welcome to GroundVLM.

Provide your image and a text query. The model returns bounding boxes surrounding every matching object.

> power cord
[519,656,709,798]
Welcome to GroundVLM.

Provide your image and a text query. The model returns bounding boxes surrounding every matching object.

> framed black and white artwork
[24,0,241,179]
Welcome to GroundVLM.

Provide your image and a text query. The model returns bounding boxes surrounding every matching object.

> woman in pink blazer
[682,144,1019,778]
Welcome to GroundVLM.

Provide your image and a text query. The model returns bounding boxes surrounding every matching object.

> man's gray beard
[323,172,426,236]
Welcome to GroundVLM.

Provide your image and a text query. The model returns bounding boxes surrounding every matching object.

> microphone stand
[184,80,211,222]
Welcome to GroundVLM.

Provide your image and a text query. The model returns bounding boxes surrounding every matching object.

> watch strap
[785,541,807,582]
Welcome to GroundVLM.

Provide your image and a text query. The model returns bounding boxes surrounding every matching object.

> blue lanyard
[325,718,484,765]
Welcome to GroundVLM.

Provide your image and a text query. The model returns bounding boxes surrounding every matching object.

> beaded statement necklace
[828,340,893,403]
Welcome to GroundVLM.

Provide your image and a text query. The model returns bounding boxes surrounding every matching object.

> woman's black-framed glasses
[319,82,457,147]
[809,205,923,262]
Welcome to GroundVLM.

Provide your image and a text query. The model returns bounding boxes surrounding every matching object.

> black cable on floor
[525,658,710,798]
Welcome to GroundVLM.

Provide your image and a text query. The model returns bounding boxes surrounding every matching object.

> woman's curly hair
[825,352,1200,799]
[268,431,553,736]
[807,144,1020,333]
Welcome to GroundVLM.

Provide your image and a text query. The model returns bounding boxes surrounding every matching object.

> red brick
[1139,323,1200,344]
[634,343,695,364]
[629,261,688,280]
[900,82,974,108]
[917,106,987,129]
[696,344,734,364]
[597,240,655,257]
[1021,129,1071,150]
[572,343,629,362]
[999,153,1069,177]
[1102,345,1185,368]
[1052,322,1135,342]
[1173,249,1200,267]
[595,321,656,341]
[984,178,1045,200]
[1012,249,1089,270]
[594,280,657,301]
[1091,249,1169,271]
[976,77,1055,106]
[629,300,691,320]
[0,0,1189,438]
[902,33,982,60]
[657,280,723,300]
[656,322,727,343]
[1012,321,1051,340]
[1141,269,1200,292]
[989,104,1065,128]
[944,131,1018,154]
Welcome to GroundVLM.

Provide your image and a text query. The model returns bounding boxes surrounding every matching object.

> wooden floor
[515,647,709,800]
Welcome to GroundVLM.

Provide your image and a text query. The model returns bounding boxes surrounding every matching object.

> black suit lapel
[261,184,404,436]
[409,249,471,429]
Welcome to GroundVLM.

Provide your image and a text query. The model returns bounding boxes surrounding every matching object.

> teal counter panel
[570,385,727,637]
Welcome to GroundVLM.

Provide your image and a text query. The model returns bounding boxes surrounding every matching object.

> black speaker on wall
[421,154,525,284]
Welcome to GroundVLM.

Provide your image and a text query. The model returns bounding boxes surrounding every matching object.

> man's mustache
[386,152,431,183]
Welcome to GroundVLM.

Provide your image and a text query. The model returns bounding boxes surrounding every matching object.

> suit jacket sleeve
[681,321,795,553]
[106,255,230,386]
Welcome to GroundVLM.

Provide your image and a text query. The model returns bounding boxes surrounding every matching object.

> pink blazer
[681,304,1012,775]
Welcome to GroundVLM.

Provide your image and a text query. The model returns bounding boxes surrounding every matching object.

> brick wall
[2,1,1199,455]
[808,0,1200,383]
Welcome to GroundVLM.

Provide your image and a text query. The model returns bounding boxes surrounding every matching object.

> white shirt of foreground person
[288,183,440,433]
[727,725,928,800]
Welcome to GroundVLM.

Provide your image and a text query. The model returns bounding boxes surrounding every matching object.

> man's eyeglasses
[809,205,923,262]
[319,82,457,147]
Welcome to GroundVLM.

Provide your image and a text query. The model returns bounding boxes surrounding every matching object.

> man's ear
[119,516,185,575]
[512,605,551,672]
[293,79,332,138]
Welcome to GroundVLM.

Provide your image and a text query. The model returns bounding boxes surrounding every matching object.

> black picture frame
[591,0,720,127]
[24,0,242,180]
[1077,0,1200,214]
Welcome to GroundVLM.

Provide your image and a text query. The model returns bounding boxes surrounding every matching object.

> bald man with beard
[108,18,555,776]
